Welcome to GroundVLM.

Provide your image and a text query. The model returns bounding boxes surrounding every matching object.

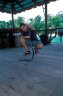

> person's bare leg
[34,43,43,53]
[37,43,43,49]
[20,37,29,51]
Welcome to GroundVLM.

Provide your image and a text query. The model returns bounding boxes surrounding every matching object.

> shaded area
[0,44,63,96]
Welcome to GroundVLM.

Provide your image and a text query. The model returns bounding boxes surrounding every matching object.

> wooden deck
[0,44,63,96]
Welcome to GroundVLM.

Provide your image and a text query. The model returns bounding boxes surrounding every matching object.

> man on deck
[20,23,43,55]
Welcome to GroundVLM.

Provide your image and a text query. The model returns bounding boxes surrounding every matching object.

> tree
[56,11,63,27]
[15,16,25,27]
[47,14,53,28]
[8,20,13,28]
[33,15,45,31]
[0,21,7,28]
[52,16,61,28]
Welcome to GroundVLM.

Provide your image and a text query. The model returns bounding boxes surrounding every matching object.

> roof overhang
[0,0,57,14]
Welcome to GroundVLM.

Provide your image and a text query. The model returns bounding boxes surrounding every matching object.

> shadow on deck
[0,44,63,96]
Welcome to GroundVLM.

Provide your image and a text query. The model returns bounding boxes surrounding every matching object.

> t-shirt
[21,28,38,41]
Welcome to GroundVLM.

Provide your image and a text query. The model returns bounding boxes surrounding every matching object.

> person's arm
[21,35,30,39]
[28,24,35,30]
[24,36,30,39]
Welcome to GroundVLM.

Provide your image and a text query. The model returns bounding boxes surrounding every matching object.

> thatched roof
[0,0,57,14]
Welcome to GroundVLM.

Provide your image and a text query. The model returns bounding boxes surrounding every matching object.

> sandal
[34,48,38,53]
[24,50,30,55]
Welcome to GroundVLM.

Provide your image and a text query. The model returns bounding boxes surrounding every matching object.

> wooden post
[11,11,14,28]
[45,2,48,35]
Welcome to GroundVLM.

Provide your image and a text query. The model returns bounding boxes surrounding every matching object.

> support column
[11,12,14,28]
[45,2,47,35]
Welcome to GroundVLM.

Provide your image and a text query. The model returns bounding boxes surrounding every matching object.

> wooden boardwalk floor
[0,44,63,96]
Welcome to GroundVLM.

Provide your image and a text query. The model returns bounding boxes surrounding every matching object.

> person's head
[20,23,27,32]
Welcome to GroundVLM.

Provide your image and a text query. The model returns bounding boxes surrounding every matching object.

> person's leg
[37,43,43,49]
[20,37,28,50]
[20,37,30,54]
[32,40,43,53]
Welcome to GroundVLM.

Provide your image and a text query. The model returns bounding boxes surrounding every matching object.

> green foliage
[15,16,25,28]
[52,16,61,28]
[0,12,63,30]
[8,20,13,28]
[0,21,7,28]
[33,15,45,30]
[47,15,53,28]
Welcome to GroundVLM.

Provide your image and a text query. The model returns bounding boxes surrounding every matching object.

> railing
[0,28,63,48]
[36,28,63,44]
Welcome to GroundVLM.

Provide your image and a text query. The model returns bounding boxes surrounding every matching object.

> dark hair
[20,23,26,27]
